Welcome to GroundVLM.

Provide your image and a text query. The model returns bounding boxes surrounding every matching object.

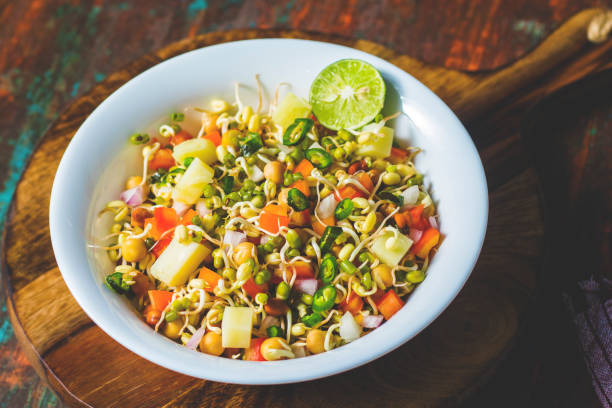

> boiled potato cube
[173,157,214,204]
[221,307,253,348]
[371,227,413,266]
[150,233,210,286]
[172,138,217,165]
[272,92,311,130]
[356,126,394,159]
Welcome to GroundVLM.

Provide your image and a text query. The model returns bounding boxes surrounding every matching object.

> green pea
[262,241,275,253]
[286,229,302,249]
[240,189,253,201]
[276,281,291,300]
[266,325,283,338]
[254,268,271,285]
[270,235,284,248]
[242,179,256,190]
[407,174,424,186]
[226,191,241,204]
[202,184,215,198]
[165,310,178,322]
[171,299,183,311]
[332,147,345,161]
[358,252,374,264]
[130,133,149,145]
[255,292,268,305]
[340,260,357,275]
[181,298,191,309]
[283,171,293,187]
[406,270,425,283]
[286,248,300,259]
[222,267,236,281]
[301,293,313,306]
[361,272,373,290]
[251,195,265,208]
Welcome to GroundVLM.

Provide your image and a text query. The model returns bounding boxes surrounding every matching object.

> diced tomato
[171,130,193,146]
[411,227,440,259]
[370,288,385,304]
[181,209,198,226]
[148,290,173,311]
[198,267,222,293]
[151,233,172,257]
[335,185,365,201]
[356,172,374,193]
[313,215,335,236]
[263,203,288,217]
[376,289,404,320]
[405,205,429,230]
[259,211,289,234]
[339,291,364,315]
[390,147,408,161]
[290,261,315,279]
[294,159,314,178]
[289,179,310,196]
[242,278,269,298]
[245,337,267,361]
[153,207,179,233]
[148,148,175,170]
[203,130,222,146]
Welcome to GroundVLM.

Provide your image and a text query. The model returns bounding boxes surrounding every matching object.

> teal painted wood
[0,1,609,407]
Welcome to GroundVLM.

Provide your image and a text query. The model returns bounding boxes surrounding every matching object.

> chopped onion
[260,315,280,332]
[428,216,439,230]
[250,165,265,182]
[361,314,384,329]
[120,185,146,206]
[291,344,307,358]
[181,107,204,136]
[339,312,362,342]
[309,141,323,150]
[224,230,247,248]
[186,326,206,350]
[196,199,212,217]
[409,229,423,243]
[172,200,190,217]
[401,185,420,207]
[293,279,318,296]
[317,194,337,219]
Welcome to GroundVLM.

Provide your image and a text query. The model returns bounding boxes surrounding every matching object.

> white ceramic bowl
[50,39,487,384]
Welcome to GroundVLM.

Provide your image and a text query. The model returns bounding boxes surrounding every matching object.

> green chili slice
[170,112,185,122]
[319,226,342,253]
[312,285,337,313]
[221,175,234,194]
[266,325,284,338]
[105,272,130,294]
[334,198,354,220]
[320,255,338,284]
[129,133,149,145]
[378,191,404,206]
[239,132,263,156]
[305,148,332,169]
[287,188,309,211]
[283,118,314,146]
[302,313,323,328]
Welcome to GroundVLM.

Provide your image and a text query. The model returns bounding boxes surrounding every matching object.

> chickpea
[382,172,401,185]
[200,331,224,356]
[121,237,147,262]
[264,161,285,184]
[233,241,256,265]
[306,329,326,354]
[260,337,295,361]
[372,265,393,289]
[163,319,183,340]
[143,305,161,326]
[125,176,142,190]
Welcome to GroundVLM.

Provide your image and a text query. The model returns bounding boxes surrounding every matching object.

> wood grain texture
[2,8,611,408]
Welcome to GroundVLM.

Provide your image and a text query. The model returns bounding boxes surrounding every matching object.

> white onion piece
[181,107,204,136]
[250,165,265,182]
[196,199,212,217]
[339,312,362,342]
[428,216,439,230]
[120,185,146,206]
[260,315,280,332]
[401,185,420,207]
[361,314,384,329]
[291,344,307,358]
[172,200,190,217]
[309,141,323,150]
[293,279,318,296]
[224,230,247,248]
[186,326,206,350]
[317,194,337,219]
[409,229,423,243]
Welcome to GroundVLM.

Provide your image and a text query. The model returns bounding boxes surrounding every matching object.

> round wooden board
[2,12,610,408]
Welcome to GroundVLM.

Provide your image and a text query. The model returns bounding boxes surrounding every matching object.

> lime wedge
[309,59,385,130]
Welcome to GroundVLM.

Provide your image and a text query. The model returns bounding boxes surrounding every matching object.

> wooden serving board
[2,9,611,408]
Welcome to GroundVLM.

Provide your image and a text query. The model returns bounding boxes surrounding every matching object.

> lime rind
[309,59,385,131]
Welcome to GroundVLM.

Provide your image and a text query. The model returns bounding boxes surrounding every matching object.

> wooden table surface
[0,1,610,407]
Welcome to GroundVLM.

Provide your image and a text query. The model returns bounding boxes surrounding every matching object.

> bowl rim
[49,38,488,384]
